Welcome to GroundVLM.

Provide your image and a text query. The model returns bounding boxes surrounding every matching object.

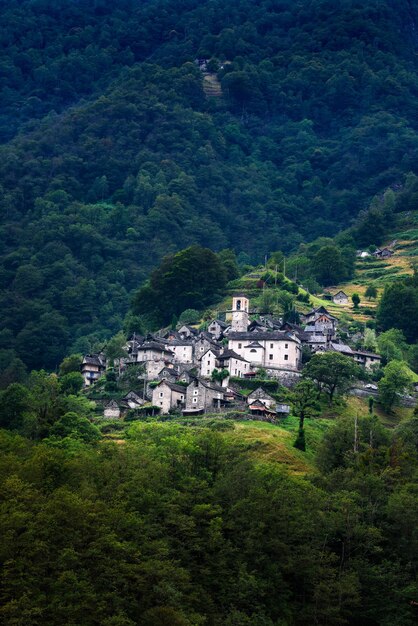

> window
[284,355,288,361]
[193,398,197,403]
[285,343,288,349]
[250,349,257,353]
[269,354,273,360]
[193,390,198,395]
[237,300,241,310]
[159,392,163,398]
[270,343,273,348]
[238,343,242,349]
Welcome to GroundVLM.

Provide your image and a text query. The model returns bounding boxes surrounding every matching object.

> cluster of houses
[356,243,395,260]
[82,295,382,418]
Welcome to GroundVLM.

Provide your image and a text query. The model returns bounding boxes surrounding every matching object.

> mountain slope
[1,0,418,370]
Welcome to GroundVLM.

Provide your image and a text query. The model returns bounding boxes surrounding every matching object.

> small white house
[200,348,220,378]
[332,290,349,305]
[104,400,121,419]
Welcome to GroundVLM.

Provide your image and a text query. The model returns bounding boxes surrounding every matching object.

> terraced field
[320,211,418,322]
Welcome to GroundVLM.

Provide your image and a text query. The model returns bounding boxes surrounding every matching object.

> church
[227,295,302,375]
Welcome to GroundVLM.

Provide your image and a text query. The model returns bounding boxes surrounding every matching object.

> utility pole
[354,414,359,454]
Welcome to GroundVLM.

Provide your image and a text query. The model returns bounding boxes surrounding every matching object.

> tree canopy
[1,0,418,368]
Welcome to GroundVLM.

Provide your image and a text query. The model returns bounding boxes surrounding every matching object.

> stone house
[157,366,179,383]
[373,247,394,259]
[166,339,194,364]
[207,319,229,340]
[303,307,338,333]
[332,290,349,305]
[227,331,302,372]
[352,350,382,369]
[120,391,147,412]
[178,325,198,339]
[104,400,121,419]
[81,354,106,387]
[177,366,196,384]
[136,341,174,364]
[216,349,250,378]
[152,380,186,414]
[194,332,219,363]
[199,348,220,378]
[247,387,276,410]
[185,378,226,413]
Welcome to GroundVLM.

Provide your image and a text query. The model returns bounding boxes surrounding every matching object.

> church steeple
[231,295,249,332]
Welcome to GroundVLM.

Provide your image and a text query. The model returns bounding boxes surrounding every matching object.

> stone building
[185,378,226,413]
[104,400,121,419]
[152,380,186,414]
[81,354,106,387]
[332,290,349,305]
[227,331,302,373]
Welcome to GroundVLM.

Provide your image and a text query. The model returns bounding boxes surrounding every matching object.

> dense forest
[1,413,418,625]
[1,0,418,369]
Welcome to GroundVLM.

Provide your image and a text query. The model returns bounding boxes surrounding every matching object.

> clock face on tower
[231,296,249,332]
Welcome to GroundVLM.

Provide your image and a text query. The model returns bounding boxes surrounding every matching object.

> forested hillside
[1,0,418,370]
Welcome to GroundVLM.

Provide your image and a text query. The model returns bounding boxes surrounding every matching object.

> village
[81,293,382,420]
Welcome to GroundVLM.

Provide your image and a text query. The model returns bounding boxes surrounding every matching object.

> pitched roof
[228,331,299,343]
[353,350,381,359]
[137,342,173,353]
[200,347,221,360]
[105,400,119,408]
[166,339,195,346]
[157,380,186,394]
[209,319,228,328]
[247,387,275,402]
[82,354,105,367]
[329,342,353,354]
[197,378,225,393]
[217,349,248,361]
[244,341,264,349]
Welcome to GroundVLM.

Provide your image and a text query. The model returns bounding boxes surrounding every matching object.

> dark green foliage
[365,285,378,300]
[303,352,360,403]
[316,414,390,472]
[293,427,306,452]
[49,411,101,443]
[378,360,413,411]
[377,276,418,342]
[178,309,201,325]
[1,0,418,369]
[1,413,418,625]
[351,292,360,308]
[104,371,119,393]
[311,245,348,286]
[60,372,84,396]
[288,240,356,288]
[132,245,227,327]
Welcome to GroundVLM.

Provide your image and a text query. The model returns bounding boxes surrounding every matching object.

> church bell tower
[231,295,249,332]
